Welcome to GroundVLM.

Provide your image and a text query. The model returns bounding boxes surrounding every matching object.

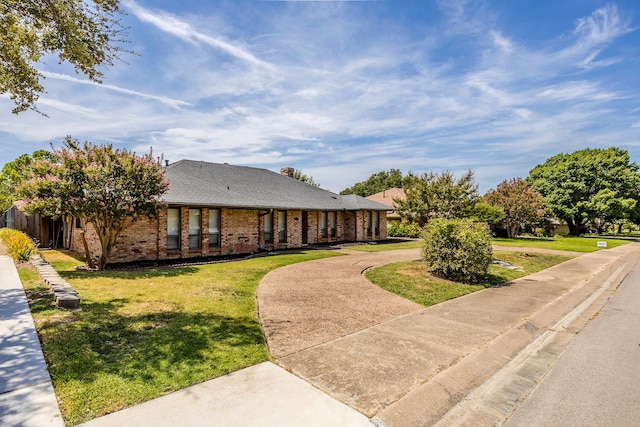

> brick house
[70,160,389,265]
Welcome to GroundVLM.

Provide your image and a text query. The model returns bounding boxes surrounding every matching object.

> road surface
[505,261,640,426]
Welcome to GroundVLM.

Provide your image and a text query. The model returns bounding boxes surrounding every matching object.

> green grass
[20,249,341,426]
[492,235,630,252]
[349,235,631,253]
[346,239,422,252]
[365,251,574,307]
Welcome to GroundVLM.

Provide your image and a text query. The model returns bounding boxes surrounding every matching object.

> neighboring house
[71,161,390,265]
[366,188,405,222]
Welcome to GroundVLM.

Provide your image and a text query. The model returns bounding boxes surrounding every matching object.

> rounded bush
[421,218,492,283]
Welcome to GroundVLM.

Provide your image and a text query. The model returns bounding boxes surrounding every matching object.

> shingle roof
[366,188,406,208]
[163,160,388,211]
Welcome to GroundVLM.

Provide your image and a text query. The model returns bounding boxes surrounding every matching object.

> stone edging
[29,255,81,311]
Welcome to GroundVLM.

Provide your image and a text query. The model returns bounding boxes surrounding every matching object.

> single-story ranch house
[70,160,390,265]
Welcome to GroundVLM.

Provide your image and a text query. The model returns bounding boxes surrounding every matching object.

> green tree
[527,148,640,236]
[293,169,319,187]
[471,201,505,226]
[485,178,544,238]
[18,137,168,269]
[0,149,55,211]
[341,169,411,196]
[1,0,129,114]
[395,170,479,226]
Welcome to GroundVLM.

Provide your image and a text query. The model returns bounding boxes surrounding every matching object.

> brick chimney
[280,167,295,178]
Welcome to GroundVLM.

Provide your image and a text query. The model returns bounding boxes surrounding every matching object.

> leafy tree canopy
[485,178,544,238]
[527,147,640,235]
[395,170,479,226]
[18,137,169,269]
[0,0,129,114]
[293,169,319,187]
[0,149,55,211]
[341,168,413,197]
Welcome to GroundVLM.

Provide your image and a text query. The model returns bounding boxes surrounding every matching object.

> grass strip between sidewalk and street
[19,249,342,426]
[365,251,575,307]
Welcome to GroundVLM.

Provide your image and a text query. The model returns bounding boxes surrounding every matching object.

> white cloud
[41,72,191,108]
[122,0,276,72]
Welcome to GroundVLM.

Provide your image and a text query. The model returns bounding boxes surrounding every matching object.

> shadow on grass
[35,298,266,385]
[59,266,201,281]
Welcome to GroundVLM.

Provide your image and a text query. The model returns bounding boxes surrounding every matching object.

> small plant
[388,221,423,238]
[421,218,492,283]
[0,228,36,261]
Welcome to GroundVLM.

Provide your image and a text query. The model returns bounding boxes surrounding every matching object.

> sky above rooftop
[1,0,639,193]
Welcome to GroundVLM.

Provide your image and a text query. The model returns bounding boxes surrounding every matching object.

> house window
[329,211,337,238]
[278,210,287,243]
[264,211,274,244]
[366,211,372,237]
[189,209,201,250]
[167,208,180,250]
[320,211,328,238]
[374,211,380,236]
[208,209,220,248]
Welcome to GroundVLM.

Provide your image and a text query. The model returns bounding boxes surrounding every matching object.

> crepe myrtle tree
[485,178,544,238]
[18,137,169,269]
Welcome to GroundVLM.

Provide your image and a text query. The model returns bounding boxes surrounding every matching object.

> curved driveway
[257,245,585,358]
[258,249,423,358]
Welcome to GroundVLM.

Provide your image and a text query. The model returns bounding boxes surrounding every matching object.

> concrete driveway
[257,243,640,425]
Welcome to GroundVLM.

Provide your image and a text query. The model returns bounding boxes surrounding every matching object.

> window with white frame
[189,209,201,250]
[167,208,180,250]
[278,211,287,243]
[264,211,274,244]
[208,209,220,248]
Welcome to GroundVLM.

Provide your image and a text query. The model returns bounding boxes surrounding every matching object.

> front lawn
[492,235,630,252]
[365,251,574,307]
[20,249,341,425]
[349,235,631,253]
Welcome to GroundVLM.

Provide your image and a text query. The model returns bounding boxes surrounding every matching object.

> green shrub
[388,221,423,238]
[421,218,492,283]
[0,228,36,261]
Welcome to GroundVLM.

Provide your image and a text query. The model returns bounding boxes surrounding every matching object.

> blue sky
[1,0,639,193]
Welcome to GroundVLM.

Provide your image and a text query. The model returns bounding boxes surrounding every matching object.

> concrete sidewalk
[0,255,63,427]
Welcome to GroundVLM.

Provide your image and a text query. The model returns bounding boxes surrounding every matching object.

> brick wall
[69,207,387,265]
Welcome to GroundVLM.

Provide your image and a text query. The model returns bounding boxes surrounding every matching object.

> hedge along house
[70,160,389,265]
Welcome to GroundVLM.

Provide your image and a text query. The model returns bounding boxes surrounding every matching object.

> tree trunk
[79,231,95,269]
[567,218,582,236]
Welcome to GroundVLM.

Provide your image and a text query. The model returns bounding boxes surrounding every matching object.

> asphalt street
[505,260,640,426]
